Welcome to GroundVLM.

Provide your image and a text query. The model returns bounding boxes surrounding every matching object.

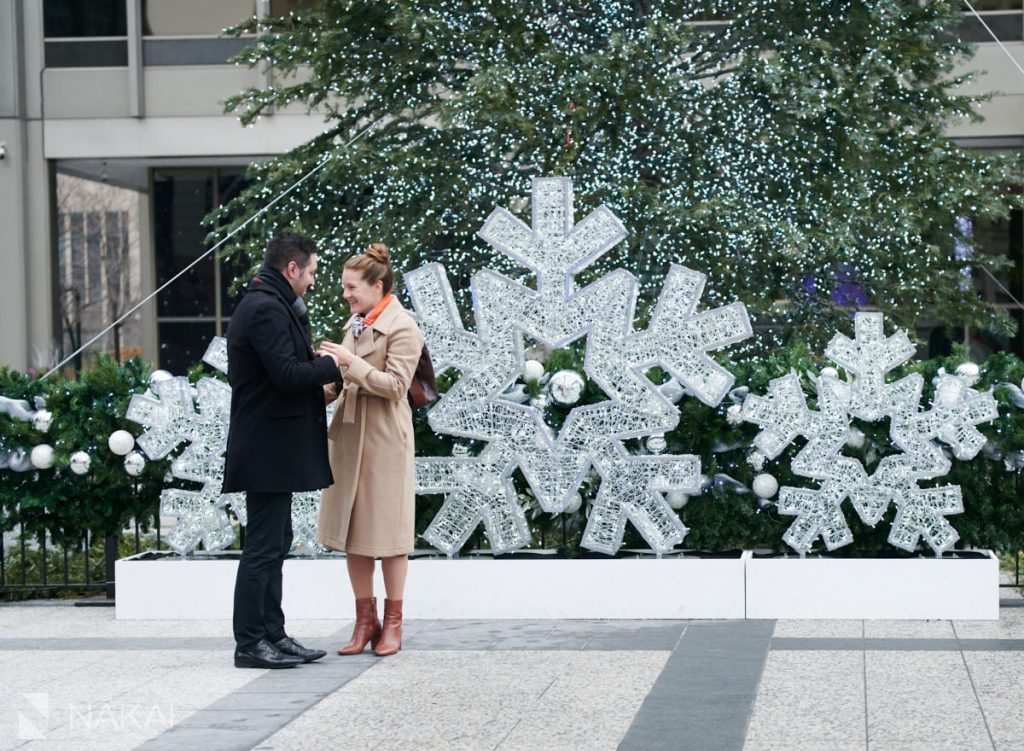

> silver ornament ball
[646,434,667,455]
[123,451,146,476]
[32,410,53,433]
[69,451,91,475]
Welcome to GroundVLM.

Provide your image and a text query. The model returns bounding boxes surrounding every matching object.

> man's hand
[318,340,354,368]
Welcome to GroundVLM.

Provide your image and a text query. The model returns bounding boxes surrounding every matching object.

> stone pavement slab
[2,602,1024,750]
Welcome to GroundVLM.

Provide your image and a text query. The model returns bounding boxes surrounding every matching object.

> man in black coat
[223,232,341,669]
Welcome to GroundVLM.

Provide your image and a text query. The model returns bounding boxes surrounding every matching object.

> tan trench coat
[315,297,424,557]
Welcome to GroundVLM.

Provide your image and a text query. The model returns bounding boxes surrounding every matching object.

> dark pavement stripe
[618,620,775,751]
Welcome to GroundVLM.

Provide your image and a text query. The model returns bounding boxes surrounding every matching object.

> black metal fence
[0,516,173,599]
[1,519,1022,599]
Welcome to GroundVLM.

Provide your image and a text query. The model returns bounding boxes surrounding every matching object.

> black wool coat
[222,281,340,494]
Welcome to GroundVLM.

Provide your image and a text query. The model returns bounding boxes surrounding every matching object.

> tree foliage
[210,0,1021,351]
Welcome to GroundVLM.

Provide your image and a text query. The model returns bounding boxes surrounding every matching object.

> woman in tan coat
[316,244,423,657]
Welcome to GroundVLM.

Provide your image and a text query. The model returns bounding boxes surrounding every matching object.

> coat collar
[251,285,314,357]
[343,296,404,336]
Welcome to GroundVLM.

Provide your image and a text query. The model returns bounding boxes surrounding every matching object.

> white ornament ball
[522,359,545,382]
[32,410,53,433]
[149,369,173,387]
[726,404,743,425]
[646,434,667,455]
[108,429,135,456]
[666,491,689,510]
[660,377,685,404]
[69,451,91,475]
[30,444,55,469]
[752,473,779,499]
[845,427,866,450]
[955,362,980,384]
[746,451,766,471]
[564,493,583,514]
[820,366,839,379]
[123,451,146,476]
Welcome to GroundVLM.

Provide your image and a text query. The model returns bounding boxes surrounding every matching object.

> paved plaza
[0,595,1023,751]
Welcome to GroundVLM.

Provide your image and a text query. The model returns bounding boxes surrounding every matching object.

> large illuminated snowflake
[407,176,753,556]
[740,312,998,556]
[126,338,325,555]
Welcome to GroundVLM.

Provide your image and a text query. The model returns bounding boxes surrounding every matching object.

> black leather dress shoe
[234,638,304,669]
[273,636,327,663]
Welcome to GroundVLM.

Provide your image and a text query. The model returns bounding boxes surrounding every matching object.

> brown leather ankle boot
[337,597,381,655]
[374,599,403,656]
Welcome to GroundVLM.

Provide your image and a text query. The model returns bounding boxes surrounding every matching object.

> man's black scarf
[250,265,312,343]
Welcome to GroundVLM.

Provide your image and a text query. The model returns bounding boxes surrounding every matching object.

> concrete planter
[744,550,999,620]
[115,549,1000,620]
[114,550,749,620]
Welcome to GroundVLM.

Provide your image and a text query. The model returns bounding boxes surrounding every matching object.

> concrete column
[0,0,31,371]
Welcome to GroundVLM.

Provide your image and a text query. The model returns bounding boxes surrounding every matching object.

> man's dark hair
[265,232,317,272]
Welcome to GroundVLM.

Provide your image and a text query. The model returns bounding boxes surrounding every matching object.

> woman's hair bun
[365,243,390,264]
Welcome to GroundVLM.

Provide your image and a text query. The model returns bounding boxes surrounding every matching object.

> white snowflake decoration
[126,338,325,555]
[407,176,752,556]
[740,312,998,556]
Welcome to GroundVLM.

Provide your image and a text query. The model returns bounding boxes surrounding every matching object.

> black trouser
[233,491,293,651]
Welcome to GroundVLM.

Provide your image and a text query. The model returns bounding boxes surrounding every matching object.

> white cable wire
[979,264,1024,311]
[43,117,382,380]
[962,0,1024,78]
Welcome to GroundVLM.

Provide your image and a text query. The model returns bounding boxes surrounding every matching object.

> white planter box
[115,550,1000,621]
[745,551,999,620]
[114,552,749,620]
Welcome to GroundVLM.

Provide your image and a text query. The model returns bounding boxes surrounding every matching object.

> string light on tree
[209,1,1021,356]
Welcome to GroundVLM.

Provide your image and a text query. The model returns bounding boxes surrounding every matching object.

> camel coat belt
[315,297,424,557]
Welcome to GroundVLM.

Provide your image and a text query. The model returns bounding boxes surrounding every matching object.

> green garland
[0,357,168,548]
[3,349,1023,557]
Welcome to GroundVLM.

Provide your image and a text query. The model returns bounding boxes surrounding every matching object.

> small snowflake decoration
[126,338,325,555]
[740,312,998,556]
[407,176,752,556]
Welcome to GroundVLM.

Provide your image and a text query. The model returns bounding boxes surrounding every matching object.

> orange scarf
[351,294,393,339]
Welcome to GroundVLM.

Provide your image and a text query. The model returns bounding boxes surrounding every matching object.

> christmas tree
[209,0,1022,351]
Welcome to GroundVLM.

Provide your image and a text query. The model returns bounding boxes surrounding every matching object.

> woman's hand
[318,340,355,368]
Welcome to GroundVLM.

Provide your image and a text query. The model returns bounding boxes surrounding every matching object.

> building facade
[0,0,1022,373]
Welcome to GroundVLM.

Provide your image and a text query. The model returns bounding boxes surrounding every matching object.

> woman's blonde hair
[344,242,394,295]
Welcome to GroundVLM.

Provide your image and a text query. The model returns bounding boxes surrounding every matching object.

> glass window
[55,172,144,368]
[143,0,254,36]
[44,0,127,37]
[153,167,252,371]
[971,0,1023,9]
[270,0,318,15]
[217,169,250,318]
[157,321,217,375]
[971,208,1024,306]
[154,170,216,318]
